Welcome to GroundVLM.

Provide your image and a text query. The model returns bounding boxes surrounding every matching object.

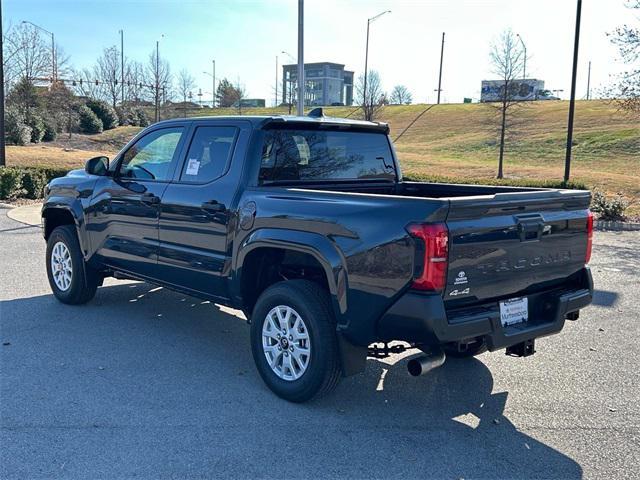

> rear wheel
[250,280,341,402]
[46,225,100,305]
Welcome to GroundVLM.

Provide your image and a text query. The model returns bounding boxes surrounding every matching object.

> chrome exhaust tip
[407,349,446,377]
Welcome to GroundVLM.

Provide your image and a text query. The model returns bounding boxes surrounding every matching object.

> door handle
[140,193,160,205]
[202,200,225,212]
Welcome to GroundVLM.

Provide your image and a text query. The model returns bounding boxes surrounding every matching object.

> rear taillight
[586,210,594,264]
[406,223,449,292]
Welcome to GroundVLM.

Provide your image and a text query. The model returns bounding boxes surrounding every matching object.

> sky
[4,0,637,104]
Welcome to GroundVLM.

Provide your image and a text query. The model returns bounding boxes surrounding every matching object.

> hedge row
[0,166,69,201]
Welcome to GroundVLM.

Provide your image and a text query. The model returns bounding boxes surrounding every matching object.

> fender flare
[232,228,348,325]
[42,199,89,258]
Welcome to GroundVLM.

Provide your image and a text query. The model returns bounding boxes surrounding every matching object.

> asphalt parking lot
[1,205,638,479]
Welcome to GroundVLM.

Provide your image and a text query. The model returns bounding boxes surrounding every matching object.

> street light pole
[586,60,591,100]
[119,29,124,105]
[0,2,6,167]
[297,0,304,116]
[275,55,278,108]
[21,20,55,81]
[565,0,582,183]
[516,33,527,79]
[363,10,391,109]
[212,60,216,107]
[155,39,160,122]
[436,32,445,104]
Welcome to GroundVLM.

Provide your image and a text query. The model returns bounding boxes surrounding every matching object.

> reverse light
[586,211,594,264]
[406,223,449,292]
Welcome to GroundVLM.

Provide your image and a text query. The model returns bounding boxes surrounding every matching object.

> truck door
[88,126,187,279]
[157,121,249,300]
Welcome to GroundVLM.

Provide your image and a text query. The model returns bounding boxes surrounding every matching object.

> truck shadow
[1,281,583,479]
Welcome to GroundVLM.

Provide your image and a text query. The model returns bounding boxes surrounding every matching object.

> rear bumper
[377,267,593,350]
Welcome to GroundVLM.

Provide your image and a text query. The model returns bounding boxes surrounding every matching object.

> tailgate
[444,189,591,306]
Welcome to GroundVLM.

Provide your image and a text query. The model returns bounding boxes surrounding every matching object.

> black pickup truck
[42,112,594,402]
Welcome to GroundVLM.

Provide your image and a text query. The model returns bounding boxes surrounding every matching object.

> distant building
[282,62,354,106]
[480,79,557,102]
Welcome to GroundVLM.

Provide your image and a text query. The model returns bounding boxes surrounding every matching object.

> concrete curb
[6,202,42,227]
[594,220,640,232]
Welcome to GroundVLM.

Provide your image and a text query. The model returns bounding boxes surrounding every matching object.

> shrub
[26,112,46,143]
[135,107,150,127]
[21,169,49,199]
[42,118,58,142]
[0,167,69,201]
[4,107,32,146]
[0,167,26,200]
[86,99,119,130]
[78,105,103,134]
[591,191,628,221]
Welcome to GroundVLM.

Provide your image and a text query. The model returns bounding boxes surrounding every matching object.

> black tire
[46,225,100,305]
[444,339,488,358]
[250,280,341,403]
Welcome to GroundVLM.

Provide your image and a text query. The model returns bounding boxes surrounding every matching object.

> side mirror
[85,156,109,176]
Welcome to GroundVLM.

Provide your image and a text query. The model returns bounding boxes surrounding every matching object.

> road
[1,204,638,479]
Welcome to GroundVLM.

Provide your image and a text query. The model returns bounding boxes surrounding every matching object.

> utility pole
[586,60,591,100]
[275,55,278,108]
[565,0,582,183]
[212,60,216,107]
[297,0,304,116]
[436,32,445,104]
[120,29,124,105]
[0,1,5,167]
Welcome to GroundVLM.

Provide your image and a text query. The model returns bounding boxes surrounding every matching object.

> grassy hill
[7,100,639,214]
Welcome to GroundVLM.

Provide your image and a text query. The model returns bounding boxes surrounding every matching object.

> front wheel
[46,225,100,305]
[250,280,341,402]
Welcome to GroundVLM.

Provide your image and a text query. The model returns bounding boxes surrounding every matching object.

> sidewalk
[6,203,42,227]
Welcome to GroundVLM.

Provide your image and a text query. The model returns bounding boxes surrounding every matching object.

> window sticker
[185,158,201,176]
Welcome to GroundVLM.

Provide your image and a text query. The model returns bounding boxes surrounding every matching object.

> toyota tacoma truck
[42,111,594,402]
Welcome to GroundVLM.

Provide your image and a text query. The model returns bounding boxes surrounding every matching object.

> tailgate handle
[515,215,545,242]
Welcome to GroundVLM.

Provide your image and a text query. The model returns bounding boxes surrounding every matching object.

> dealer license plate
[500,297,528,326]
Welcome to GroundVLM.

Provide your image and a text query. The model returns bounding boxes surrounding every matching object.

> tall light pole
[282,51,296,113]
[565,0,582,183]
[203,61,216,108]
[516,33,527,80]
[0,2,6,167]
[363,10,391,109]
[275,55,278,108]
[154,34,164,122]
[297,0,304,116]
[436,32,445,104]
[21,20,55,81]
[119,29,124,105]
[586,60,591,100]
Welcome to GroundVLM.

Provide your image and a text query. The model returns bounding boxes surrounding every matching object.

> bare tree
[608,0,640,115]
[487,29,525,179]
[146,48,172,122]
[355,70,385,121]
[95,46,121,108]
[125,61,145,104]
[177,69,196,115]
[390,85,412,105]
[4,22,51,81]
[72,67,100,99]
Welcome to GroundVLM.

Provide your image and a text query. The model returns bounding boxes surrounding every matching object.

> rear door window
[259,129,395,183]
[180,126,238,183]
